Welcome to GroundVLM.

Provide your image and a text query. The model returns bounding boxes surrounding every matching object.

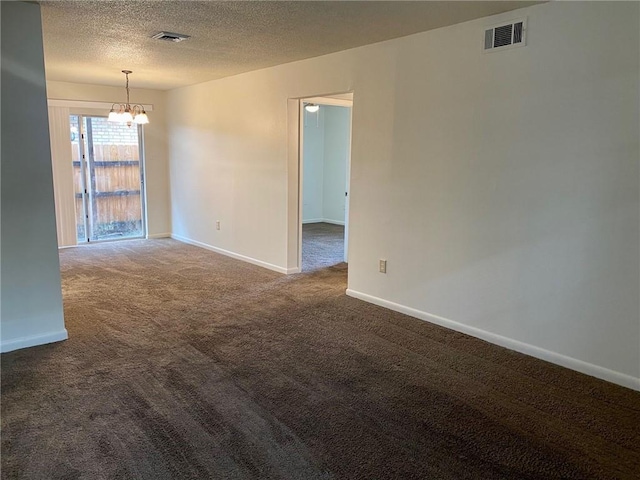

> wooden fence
[72,144,143,239]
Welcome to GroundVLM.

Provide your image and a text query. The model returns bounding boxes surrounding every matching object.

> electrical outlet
[379,259,387,274]
[216,221,221,230]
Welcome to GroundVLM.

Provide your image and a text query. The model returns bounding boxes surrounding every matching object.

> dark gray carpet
[302,222,345,272]
[2,239,639,479]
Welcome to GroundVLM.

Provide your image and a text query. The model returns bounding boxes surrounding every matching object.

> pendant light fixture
[108,70,149,127]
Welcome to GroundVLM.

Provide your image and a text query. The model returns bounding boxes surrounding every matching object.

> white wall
[302,108,325,222]
[1,1,67,352]
[46,81,171,238]
[302,105,350,225]
[167,2,639,388]
[322,106,350,224]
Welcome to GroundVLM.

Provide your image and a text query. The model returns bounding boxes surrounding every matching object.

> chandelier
[108,70,149,126]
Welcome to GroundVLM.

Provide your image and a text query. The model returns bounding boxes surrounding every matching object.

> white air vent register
[151,31,190,43]
[484,18,527,52]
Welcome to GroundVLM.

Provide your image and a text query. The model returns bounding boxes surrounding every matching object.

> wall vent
[151,31,190,43]
[484,18,526,52]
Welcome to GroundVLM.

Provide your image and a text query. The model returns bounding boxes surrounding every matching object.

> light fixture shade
[305,104,319,113]
[108,110,120,122]
[133,112,149,125]
[121,111,133,123]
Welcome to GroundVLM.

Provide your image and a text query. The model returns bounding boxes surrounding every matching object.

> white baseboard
[322,219,345,226]
[286,267,301,274]
[302,218,345,226]
[1,329,68,353]
[58,233,170,248]
[346,289,640,391]
[171,234,288,274]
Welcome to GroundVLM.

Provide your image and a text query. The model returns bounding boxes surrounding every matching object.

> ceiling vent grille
[151,31,190,43]
[484,18,526,52]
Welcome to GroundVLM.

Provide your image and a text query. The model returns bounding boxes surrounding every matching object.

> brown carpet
[2,239,639,480]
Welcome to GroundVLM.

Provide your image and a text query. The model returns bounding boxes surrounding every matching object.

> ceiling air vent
[151,31,190,43]
[484,18,526,52]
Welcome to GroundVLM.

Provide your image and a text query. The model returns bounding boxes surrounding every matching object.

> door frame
[73,114,148,243]
[287,93,354,274]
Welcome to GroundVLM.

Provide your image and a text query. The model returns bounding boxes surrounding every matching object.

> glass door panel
[71,115,146,242]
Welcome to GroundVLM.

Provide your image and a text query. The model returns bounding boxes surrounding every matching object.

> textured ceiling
[40,1,540,90]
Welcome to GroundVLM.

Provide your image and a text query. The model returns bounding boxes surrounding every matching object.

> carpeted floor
[2,239,639,479]
[302,222,345,272]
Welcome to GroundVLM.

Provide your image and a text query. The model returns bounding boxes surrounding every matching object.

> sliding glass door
[71,115,146,242]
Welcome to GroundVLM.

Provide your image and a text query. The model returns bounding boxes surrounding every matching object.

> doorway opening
[70,115,147,243]
[299,94,353,272]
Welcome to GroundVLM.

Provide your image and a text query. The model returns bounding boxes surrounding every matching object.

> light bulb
[305,104,319,113]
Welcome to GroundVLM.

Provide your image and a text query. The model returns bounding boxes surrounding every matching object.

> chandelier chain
[125,72,130,107]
